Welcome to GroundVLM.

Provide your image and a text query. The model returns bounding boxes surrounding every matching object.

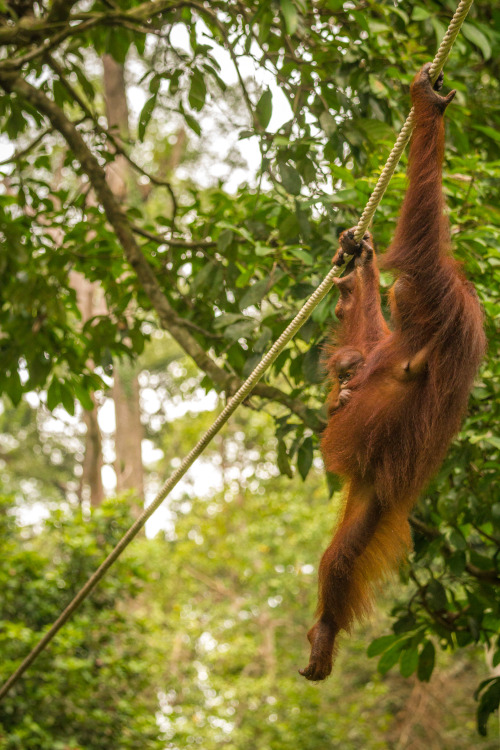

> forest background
[0,1,499,748]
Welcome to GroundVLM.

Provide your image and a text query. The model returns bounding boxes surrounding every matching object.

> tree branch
[0,126,53,166]
[47,0,80,24]
[0,70,322,432]
[410,515,500,585]
[0,2,190,69]
[132,225,216,249]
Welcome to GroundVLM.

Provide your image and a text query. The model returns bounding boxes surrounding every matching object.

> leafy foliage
[0,496,163,749]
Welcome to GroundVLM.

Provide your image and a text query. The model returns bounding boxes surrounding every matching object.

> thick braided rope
[354,0,474,241]
[0,0,474,702]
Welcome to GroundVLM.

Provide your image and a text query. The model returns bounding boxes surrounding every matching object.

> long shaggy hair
[300,65,486,682]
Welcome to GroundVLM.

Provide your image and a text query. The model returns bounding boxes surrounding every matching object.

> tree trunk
[71,273,105,507]
[81,395,105,508]
[102,53,144,511]
[113,364,144,512]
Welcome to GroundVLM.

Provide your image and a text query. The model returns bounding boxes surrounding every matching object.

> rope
[0,0,475,702]
[354,0,475,241]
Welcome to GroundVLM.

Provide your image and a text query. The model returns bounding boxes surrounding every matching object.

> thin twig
[132,225,216,249]
[0,127,53,166]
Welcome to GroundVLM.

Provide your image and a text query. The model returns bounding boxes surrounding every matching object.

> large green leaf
[256,89,273,129]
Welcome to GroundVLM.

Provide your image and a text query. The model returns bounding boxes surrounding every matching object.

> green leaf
[326,471,341,497]
[430,17,446,49]
[378,642,404,675]
[447,550,466,576]
[217,229,233,253]
[72,66,96,103]
[426,579,447,610]
[249,242,269,257]
[302,345,323,384]
[213,312,245,329]
[448,528,467,550]
[484,435,500,450]
[74,383,94,412]
[134,33,145,56]
[467,590,484,617]
[350,10,369,33]
[412,6,430,20]
[476,678,500,736]
[6,372,22,406]
[289,282,316,300]
[280,0,298,35]
[192,261,216,292]
[254,327,273,353]
[417,640,435,682]
[462,23,491,60]
[279,163,302,195]
[399,646,419,678]
[278,214,300,241]
[47,378,61,411]
[53,80,69,110]
[235,266,253,288]
[277,439,293,478]
[183,112,202,136]
[273,349,290,377]
[367,20,389,34]
[367,634,398,657]
[6,103,27,138]
[289,248,314,265]
[169,69,182,96]
[297,436,313,480]
[393,613,417,634]
[138,95,157,141]
[128,326,145,355]
[456,630,473,648]
[319,111,337,136]
[256,89,272,129]
[107,28,130,64]
[59,382,75,416]
[239,279,268,310]
[223,320,256,341]
[469,549,495,571]
[242,352,261,377]
[189,71,207,111]
[329,188,357,205]
[391,6,409,24]
[149,75,161,94]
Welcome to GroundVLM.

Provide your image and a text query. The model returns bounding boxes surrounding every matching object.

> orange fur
[299,65,486,681]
